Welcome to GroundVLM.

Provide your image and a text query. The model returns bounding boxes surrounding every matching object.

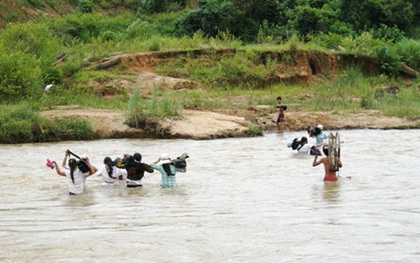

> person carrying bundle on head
[312,145,342,182]
[151,153,189,188]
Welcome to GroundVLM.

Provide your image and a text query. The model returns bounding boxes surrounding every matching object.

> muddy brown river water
[0,129,419,262]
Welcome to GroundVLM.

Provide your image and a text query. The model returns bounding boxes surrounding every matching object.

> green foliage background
[0,0,419,142]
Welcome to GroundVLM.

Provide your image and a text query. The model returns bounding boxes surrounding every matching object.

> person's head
[276,96,282,103]
[301,136,308,144]
[322,145,329,156]
[317,124,323,131]
[103,156,112,165]
[307,127,315,137]
[133,153,142,163]
[314,127,322,136]
[68,158,77,169]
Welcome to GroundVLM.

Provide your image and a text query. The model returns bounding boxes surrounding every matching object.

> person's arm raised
[312,153,323,167]
[53,161,66,177]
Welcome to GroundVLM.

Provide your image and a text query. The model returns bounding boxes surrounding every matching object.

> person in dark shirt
[124,152,154,188]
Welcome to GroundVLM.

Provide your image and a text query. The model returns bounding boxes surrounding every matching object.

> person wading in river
[124,152,154,188]
[312,145,342,182]
[151,153,188,188]
[52,150,95,195]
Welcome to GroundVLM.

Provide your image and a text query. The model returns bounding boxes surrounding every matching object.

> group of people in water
[277,96,342,182]
[49,150,189,195]
[48,96,342,195]
[287,124,342,182]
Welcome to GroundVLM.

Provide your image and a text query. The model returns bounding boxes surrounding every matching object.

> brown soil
[41,106,420,140]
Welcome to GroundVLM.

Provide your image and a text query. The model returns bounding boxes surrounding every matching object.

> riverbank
[40,106,420,140]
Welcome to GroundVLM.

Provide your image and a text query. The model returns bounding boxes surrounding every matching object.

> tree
[175,0,241,37]
[230,0,280,24]
[340,0,414,31]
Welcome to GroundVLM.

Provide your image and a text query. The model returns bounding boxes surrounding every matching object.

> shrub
[175,0,240,38]
[245,124,263,136]
[77,0,95,13]
[139,0,167,13]
[0,23,60,62]
[395,38,420,71]
[0,48,43,101]
[0,103,95,143]
[374,46,403,77]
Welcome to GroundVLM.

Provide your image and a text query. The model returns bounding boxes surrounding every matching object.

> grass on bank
[1,10,420,143]
[0,103,95,144]
[126,86,183,130]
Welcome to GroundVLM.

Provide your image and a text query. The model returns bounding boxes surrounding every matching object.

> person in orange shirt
[312,145,342,181]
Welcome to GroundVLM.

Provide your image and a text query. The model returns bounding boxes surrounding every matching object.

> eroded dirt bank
[40,48,419,140]
[41,107,420,140]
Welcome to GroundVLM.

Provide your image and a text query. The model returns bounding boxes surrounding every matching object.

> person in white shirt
[93,156,127,185]
[52,150,95,195]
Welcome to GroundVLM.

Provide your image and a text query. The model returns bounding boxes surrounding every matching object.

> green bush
[77,0,95,13]
[140,0,167,13]
[0,23,60,61]
[374,46,404,77]
[175,0,240,38]
[395,38,420,71]
[0,48,43,101]
[0,103,95,143]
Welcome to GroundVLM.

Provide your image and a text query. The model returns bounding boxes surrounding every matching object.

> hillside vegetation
[1,0,420,143]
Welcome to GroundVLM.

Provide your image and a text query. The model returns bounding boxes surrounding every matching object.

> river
[0,129,419,262]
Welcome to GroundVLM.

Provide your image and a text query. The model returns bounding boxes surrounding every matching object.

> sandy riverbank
[41,107,420,140]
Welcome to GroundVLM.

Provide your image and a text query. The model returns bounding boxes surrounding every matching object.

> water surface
[0,129,419,262]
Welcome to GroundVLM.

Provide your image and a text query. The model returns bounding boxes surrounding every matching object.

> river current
[0,129,419,262]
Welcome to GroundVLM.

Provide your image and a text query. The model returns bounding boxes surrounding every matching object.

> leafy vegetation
[0,0,420,142]
[0,103,95,144]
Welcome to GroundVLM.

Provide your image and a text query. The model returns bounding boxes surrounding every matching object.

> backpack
[77,160,91,173]
[172,159,187,168]
[113,157,126,168]
[291,138,300,150]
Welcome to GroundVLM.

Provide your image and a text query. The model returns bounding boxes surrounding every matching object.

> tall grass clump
[126,87,146,129]
[126,86,183,129]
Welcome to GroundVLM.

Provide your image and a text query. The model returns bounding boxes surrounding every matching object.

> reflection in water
[0,130,420,262]
[322,181,341,202]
